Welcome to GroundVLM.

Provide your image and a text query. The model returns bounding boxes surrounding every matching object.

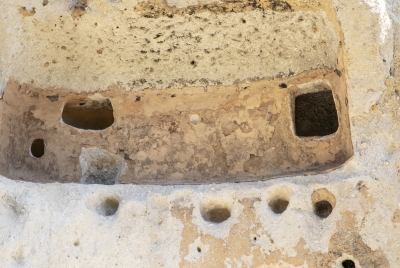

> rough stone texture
[0,0,338,93]
[0,71,352,184]
[79,147,126,185]
[0,0,399,267]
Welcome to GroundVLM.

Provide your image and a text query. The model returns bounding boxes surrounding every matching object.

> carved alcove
[0,1,353,184]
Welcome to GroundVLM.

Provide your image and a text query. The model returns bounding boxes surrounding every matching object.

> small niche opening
[200,199,232,224]
[62,97,114,130]
[31,139,45,158]
[294,90,338,137]
[342,260,356,268]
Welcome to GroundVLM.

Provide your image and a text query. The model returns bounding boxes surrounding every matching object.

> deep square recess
[294,90,339,137]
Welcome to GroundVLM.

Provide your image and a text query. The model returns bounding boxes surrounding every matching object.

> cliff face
[0,0,399,267]
[0,0,353,184]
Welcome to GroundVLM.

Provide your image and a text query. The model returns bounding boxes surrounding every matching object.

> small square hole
[294,90,339,137]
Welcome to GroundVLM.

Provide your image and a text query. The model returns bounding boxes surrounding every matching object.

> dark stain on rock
[70,0,88,19]
[168,121,179,134]
[19,6,36,17]
[243,154,262,175]
[46,95,59,102]
[134,0,293,19]
[222,121,239,136]
[239,122,253,133]
[271,0,292,12]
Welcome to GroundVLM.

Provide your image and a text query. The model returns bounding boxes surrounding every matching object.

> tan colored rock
[0,0,399,267]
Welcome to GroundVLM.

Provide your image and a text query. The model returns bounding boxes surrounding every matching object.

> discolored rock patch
[134,0,292,18]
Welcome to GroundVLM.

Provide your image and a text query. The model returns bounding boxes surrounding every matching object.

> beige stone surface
[0,0,399,267]
[0,70,352,184]
[0,0,354,184]
[0,0,338,93]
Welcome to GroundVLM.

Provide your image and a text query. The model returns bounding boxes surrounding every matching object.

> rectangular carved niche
[0,68,353,184]
[291,80,339,138]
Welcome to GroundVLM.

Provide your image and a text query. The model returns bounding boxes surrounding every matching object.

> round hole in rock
[62,97,114,130]
[197,247,201,253]
[202,207,231,223]
[267,185,292,215]
[311,188,336,219]
[314,200,333,218]
[294,90,338,137]
[269,198,289,214]
[200,200,232,224]
[342,260,356,268]
[279,83,287,88]
[30,139,45,158]
[98,197,120,216]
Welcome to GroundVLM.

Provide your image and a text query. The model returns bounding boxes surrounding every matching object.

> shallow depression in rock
[269,198,289,214]
[62,97,114,130]
[98,197,120,217]
[200,199,232,223]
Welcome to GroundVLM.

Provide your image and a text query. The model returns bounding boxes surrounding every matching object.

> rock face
[0,0,399,267]
[0,0,353,184]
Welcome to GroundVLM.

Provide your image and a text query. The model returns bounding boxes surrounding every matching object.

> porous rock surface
[0,0,353,183]
[0,0,399,267]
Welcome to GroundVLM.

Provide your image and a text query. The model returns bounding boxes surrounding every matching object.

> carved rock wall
[0,0,399,267]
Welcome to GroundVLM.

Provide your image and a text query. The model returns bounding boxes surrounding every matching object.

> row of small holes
[103,195,353,268]
[201,196,334,224]
[99,195,333,221]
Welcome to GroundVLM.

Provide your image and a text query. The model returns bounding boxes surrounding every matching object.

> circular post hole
[342,259,356,268]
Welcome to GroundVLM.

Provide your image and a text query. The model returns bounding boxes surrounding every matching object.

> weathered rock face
[0,0,352,184]
[0,0,399,267]
[0,71,352,184]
